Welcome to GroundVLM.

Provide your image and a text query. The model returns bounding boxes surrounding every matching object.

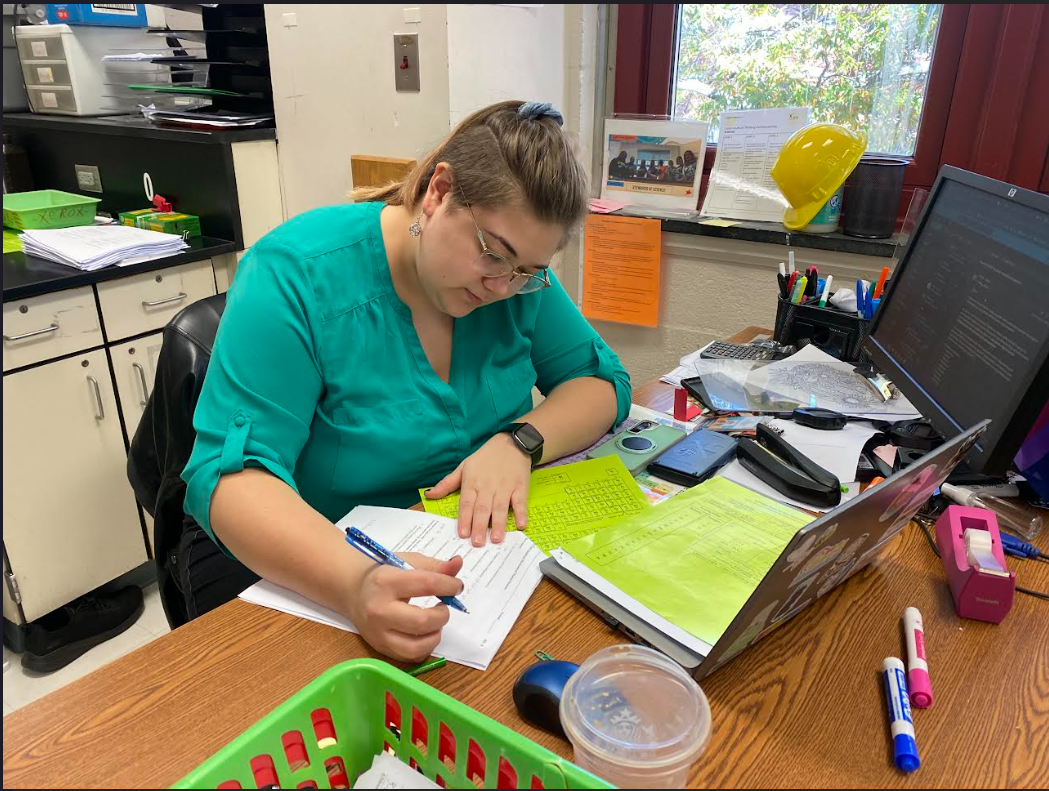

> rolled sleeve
[182,238,324,547]
[530,272,632,426]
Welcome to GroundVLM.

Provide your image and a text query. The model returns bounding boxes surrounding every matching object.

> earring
[409,215,422,237]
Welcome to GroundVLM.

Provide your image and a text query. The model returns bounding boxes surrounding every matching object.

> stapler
[934,505,1015,623]
[737,423,842,508]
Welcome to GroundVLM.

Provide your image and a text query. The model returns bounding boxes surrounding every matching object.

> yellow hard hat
[771,123,867,230]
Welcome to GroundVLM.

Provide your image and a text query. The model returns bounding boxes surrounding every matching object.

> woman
[181,101,630,661]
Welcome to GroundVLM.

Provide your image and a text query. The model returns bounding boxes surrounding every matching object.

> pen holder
[774,295,872,364]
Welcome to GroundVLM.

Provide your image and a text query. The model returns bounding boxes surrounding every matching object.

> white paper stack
[21,225,189,271]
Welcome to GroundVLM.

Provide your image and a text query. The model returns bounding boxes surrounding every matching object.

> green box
[2,190,101,230]
[175,659,611,790]
[119,209,201,239]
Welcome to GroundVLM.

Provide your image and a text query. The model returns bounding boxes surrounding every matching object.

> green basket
[2,190,101,230]
[174,660,612,790]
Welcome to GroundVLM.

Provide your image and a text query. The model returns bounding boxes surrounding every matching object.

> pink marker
[903,607,933,708]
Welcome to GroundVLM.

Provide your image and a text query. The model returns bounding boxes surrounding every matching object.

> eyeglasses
[458,186,550,295]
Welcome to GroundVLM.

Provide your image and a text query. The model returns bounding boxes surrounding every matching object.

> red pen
[787,271,799,296]
[873,266,890,299]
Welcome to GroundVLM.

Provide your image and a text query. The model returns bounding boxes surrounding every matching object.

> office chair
[127,293,235,629]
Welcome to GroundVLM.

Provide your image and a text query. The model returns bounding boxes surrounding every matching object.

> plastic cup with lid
[559,644,711,788]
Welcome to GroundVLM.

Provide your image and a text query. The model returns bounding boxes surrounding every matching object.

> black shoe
[21,586,144,673]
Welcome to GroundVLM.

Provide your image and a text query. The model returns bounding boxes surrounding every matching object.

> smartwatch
[502,422,544,467]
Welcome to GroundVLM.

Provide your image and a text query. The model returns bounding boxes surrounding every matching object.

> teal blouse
[182,202,631,542]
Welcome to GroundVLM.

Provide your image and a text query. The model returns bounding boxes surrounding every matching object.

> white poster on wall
[600,118,709,212]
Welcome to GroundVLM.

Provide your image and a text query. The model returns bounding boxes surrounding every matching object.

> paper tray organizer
[174,659,611,789]
[774,295,872,365]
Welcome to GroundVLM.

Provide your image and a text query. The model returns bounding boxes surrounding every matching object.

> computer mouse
[512,660,579,738]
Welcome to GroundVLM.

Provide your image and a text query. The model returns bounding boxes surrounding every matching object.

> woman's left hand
[425,433,531,546]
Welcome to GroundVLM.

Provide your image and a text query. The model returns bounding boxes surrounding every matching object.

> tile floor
[3,583,169,716]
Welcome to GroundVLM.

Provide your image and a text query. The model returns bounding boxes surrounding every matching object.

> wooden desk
[4,328,1047,788]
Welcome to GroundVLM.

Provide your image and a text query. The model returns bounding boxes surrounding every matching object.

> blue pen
[345,527,470,614]
[883,657,921,772]
[856,279,864,318]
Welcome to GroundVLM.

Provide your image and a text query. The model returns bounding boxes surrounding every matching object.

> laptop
[541,421,988,680]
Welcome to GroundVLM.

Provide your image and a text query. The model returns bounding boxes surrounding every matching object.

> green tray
[3,190,100,230]
[174,659,612,789]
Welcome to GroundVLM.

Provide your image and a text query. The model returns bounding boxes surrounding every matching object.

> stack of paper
[21,225,188,271]
[554,477,813,648]
[239,506,544,671]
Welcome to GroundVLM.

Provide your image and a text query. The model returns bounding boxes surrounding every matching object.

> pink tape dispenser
[935,505,1015,623]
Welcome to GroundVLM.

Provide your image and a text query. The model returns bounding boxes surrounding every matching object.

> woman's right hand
[348,553,464,663]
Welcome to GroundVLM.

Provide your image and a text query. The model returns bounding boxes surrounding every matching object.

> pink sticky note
[588,198,628,214]
[874,444,898,467]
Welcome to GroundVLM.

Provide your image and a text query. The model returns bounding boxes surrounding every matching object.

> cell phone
[587,420,688,474]
[648,429,738,487]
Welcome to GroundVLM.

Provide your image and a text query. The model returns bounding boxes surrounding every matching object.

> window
[616,4,1049,209]
[672,4,943,156]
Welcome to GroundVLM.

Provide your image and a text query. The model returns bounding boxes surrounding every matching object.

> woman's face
[416,167,564,318]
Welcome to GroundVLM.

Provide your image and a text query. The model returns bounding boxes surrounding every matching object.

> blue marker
[345,527,469,614]
[883,657,921,772]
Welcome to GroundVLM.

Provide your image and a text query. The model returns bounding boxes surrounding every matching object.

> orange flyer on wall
[582,214,661,327]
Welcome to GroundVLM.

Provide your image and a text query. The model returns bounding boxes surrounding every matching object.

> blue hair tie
[518,102,564,126]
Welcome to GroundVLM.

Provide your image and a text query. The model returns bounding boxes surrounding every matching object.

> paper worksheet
[562,478,812,645]
[549,549,712,656]
[421,456,650,554]
[238,506,544,670]
[700,107,810,223]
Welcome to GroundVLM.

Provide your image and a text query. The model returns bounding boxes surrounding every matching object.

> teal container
[802,185,843,233]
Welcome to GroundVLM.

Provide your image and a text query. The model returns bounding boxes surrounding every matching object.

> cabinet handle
[4,323,59,341]
[141,292,187,308]
[87,375,105,420]
[132,362,149,406]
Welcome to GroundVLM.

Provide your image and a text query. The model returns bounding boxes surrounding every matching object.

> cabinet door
[3,350,147,622]
[111,333,164,556]
[110,332,164,442]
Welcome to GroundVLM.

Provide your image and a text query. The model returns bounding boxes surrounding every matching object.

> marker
[883,657,921,773]
[778,261,786,278]
[873,266,890,299]
[856,279,865,318]
[903,608,933,708]
[819,275,833,307]
[792,276,808,304]
[408,657,448,677]
[788,250,795,275]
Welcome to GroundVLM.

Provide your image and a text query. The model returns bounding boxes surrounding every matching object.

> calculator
[699,340,777,361]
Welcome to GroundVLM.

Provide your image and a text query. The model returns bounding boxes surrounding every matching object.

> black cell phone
[647,430,738,487]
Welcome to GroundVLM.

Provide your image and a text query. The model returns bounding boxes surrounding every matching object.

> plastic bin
[3,189,100,230]
[175,659,612,790]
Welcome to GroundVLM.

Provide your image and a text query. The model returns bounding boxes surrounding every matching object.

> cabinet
[3,350,147,622]
[3,256,222,625]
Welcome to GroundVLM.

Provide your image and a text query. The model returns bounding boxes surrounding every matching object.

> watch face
[516,423,544,452]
